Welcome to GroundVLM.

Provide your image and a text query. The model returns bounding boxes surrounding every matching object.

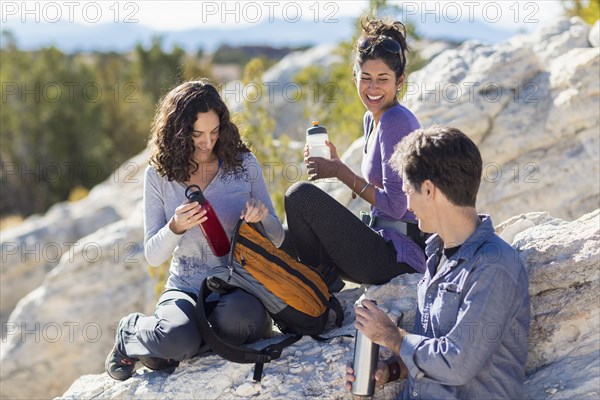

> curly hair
[353,17,411,82]
[148,79,250,182]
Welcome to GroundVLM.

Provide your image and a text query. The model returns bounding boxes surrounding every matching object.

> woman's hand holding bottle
[305,140,344,181]
[169,202,207,235]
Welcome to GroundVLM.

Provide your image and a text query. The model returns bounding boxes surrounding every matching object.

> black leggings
[284,182,415,285]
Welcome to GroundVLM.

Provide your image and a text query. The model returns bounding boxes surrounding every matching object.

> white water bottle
[306,121,330,159]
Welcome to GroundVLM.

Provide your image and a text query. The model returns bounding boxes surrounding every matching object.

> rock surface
[56,210,599,400]
[515,210,600,399]
[590,20,600,47]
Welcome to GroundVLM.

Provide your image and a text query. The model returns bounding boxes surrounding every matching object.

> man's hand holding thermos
[347,299,409,395]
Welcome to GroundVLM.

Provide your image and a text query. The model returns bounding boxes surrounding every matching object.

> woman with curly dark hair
[106,80,282,380]
[284,18,426,291]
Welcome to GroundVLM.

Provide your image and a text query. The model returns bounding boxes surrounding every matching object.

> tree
[561,0,600,24]
[1,46,105,215]
[133,36,186,105]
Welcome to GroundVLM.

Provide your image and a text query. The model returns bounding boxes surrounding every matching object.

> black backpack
[196,220,344,381]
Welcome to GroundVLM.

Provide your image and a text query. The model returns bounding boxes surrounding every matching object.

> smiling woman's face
[356,58,400,123]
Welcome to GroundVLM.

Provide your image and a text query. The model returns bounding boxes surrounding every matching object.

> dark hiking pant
[283,181,414,285]
[119,288,271,361]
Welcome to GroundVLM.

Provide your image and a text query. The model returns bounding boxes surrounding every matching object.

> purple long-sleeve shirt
[361,104,426,273]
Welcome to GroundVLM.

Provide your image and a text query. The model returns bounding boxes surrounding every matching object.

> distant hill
[1,17,517,53]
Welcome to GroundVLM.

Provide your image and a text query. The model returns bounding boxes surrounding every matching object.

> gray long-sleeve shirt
[400,216,530,400]
[143,152,284,296]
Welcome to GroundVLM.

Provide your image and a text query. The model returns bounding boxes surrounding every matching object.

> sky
[1,0,565,33]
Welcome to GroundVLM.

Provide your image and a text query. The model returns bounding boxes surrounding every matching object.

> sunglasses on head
[357,35,401,55]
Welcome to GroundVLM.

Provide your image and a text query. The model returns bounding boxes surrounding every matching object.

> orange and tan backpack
[196,220,344,380]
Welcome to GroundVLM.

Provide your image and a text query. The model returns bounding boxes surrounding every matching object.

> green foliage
[133,36,187,104]
[561,0,600,24]
[2,46,104,215]
[213,45,251,65]
[0,36,211,217]
[293,45,364,151]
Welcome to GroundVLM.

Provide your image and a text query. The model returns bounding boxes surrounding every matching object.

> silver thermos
[351,301,380,397]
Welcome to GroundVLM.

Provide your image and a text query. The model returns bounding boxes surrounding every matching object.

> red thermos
[185,184,231,257]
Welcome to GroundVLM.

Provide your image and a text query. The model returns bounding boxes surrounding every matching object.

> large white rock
[0,211,155,400]
[0,152,148,324]
[516,210,600,399]
[590,20,600,47]
[0,204,120,324]
[403,17,599,224]
[57,210,599,400]
[521,17,592,65]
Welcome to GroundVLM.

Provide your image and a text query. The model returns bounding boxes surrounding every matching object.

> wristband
[384,357,402,383]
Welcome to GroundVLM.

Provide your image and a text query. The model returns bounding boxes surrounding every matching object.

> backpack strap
[310,333,354,341]
[329,294,344,328]
[196,279,302,381]
[309,295,350,341]
[251,334,303,381]
[226,220,244,280]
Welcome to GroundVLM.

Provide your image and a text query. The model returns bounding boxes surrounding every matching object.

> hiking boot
[106,343,138,380]
[139,356,179,371]
[105,315,140,381]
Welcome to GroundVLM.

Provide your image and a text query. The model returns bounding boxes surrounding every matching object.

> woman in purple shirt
[284,18,426,291]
